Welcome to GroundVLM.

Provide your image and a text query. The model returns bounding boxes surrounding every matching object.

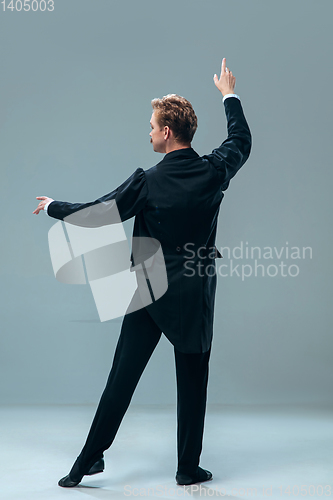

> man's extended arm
[205,58,251,190]
[33,167,148,227]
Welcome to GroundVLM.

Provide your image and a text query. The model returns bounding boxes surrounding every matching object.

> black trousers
[69,303,211,479]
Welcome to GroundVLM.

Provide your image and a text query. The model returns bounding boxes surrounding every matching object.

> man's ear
[164,126,171,140]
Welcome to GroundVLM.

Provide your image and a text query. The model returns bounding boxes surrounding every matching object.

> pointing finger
[221,58,226,76]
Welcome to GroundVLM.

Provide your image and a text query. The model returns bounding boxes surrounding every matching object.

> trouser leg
[70,305,162,478]
[174,346,211,475]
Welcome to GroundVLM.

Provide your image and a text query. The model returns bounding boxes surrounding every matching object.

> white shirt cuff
[43,200,53,214]
[222,93,240,102]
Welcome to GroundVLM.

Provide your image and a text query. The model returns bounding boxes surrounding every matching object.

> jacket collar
[159,147,200,163]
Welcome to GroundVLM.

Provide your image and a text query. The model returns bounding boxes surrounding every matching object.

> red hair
[151,94,198,144]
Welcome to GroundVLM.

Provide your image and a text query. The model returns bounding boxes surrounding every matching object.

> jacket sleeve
[47,167,148,227]
[203,97,252,191]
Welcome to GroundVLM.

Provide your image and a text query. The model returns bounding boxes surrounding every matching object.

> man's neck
[165,142,191,154]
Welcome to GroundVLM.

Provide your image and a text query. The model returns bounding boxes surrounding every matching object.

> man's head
[150,94,198,153]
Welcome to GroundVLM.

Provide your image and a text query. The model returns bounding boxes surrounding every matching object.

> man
[33,58,251,487]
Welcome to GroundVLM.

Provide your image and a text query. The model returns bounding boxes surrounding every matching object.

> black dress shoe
[58,457,105,487]
[176,466,213,485]
[58,474,83,488]
[86,457,105,475]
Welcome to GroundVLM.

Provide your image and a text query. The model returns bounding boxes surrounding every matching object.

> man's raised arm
[204,57,252,191]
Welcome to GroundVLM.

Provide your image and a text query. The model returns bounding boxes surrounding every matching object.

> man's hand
[213,57,236,96]
[33,196,54,215]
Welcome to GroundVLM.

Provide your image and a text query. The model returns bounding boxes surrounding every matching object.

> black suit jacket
[48,97,251,353]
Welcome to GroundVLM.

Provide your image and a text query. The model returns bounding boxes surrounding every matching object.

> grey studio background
[0,0,332,407]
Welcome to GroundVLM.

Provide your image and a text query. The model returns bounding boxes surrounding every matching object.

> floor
[0,404,332,499]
